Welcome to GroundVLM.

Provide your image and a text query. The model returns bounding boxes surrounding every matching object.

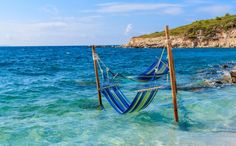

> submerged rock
[230,70,236,83]
[194,63,236,89]
[222,65,230,69]
[222,74,232,83]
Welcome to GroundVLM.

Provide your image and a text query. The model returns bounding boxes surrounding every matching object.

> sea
[0,46,236,145]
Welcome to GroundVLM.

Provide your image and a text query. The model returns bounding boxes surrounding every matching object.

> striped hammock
[96,48,169,83]
[107,58,169,82]
[101,84,158,114]
[134,58,169,82]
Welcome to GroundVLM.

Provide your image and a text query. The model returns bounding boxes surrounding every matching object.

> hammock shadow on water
[128,111,173,124]
[177,117,206,132]
[177,95,207,132]
[123,111,207,132]
[69,99,99,110]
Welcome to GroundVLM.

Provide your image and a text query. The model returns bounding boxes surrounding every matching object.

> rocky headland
[124,14,236,48]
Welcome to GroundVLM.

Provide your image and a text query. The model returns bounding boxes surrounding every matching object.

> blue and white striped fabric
[135,58,169,82]
[101,84,158,114]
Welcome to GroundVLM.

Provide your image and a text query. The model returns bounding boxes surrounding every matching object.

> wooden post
[165,25,179,122]
[92,45,103,109]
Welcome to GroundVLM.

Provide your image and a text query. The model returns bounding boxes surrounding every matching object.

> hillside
[125,14,236,48]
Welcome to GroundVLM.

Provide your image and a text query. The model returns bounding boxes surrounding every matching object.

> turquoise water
[0,46,236,145]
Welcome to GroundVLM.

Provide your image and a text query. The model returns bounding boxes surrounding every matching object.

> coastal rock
[231,70,236,83]
[124,29,236,48]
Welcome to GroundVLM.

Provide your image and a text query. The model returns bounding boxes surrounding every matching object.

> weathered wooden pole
[165,25,179,122]
[91,45,103,109]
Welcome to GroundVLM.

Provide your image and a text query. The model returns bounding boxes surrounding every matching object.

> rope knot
[154,67,158,73]
[92,53,99,60]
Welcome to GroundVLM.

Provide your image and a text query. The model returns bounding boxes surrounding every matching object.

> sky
[0,0,235,46]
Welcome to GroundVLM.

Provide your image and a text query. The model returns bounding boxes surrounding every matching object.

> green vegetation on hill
[138,14,236,40]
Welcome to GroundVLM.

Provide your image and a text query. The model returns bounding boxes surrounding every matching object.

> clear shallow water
[0,46,236,145]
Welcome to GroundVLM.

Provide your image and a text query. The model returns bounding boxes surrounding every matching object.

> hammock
[93,49,166,113]
[101,84,158,114]
[98,48,169,82]
[132,58,169,82]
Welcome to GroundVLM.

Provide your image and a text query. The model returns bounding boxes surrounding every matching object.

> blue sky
[0,0,235,46]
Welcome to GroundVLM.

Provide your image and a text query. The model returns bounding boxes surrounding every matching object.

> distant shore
[124,14,236,48]
[123,28,236,48]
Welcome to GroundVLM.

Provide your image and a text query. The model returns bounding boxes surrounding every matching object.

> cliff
[125,14,236,48]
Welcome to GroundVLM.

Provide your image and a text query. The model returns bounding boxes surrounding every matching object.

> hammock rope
[96,48,169,83]
[94,49,168,114]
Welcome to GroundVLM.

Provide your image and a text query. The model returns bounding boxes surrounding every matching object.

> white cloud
[0,16,103,46]
[33,21,68,29]
[41,5,59,15]
[124,24,133,35]
[196,5,232,15]
[184,0,213,4]
[96,3,183,14]
[163,7,183,15]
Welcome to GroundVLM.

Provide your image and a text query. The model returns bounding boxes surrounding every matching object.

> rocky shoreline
[124,28,236,48]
